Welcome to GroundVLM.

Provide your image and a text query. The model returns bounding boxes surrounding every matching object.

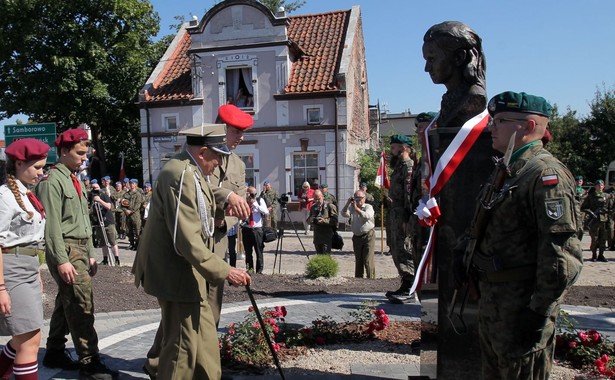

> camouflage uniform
[260,187,279,229]
[473,143,583,379]
[574,185,587,240]
[113,187,127,238]
[35,163,100,360]
[387,157,415,290]
[124,188,144,249]
[581,189,613,261]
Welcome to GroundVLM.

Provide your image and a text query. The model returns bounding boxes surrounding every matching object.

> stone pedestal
[419,127,497,379]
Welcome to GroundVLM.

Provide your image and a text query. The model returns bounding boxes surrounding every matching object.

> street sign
[4,123,57,164]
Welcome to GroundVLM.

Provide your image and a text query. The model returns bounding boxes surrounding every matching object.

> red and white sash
[411,108,490,292]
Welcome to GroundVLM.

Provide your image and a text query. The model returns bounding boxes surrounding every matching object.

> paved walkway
[1,232,613,379]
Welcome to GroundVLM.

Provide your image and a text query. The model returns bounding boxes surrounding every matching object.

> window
[238,154,255,187]
[162,114,178,131]
[226,68,254,110]
[292,153,319,195]
[306,108,321,125]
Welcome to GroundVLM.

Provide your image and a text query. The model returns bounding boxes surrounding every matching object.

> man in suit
[133,123,251,379]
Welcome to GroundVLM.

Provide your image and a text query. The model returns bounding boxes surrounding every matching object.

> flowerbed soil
[40,266,615,317]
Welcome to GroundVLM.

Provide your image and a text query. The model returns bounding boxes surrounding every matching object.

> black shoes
[598,255,608,262]
[43,349,79,370]
[115,257,120,266]
[79,354,119,380]
[101,257,109,265]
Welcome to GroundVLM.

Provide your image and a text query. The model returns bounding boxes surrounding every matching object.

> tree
[582,85,615,181]
[0,0,161,179]
[548,106,592,179]
[259,0,306,14]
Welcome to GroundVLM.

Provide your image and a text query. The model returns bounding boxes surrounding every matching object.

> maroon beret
[5,138,50,161]
[54,128,89,148]
[218,104,253,130]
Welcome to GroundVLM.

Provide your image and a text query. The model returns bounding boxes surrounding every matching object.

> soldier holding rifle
[581,179,613,262]
[456,92,582,379]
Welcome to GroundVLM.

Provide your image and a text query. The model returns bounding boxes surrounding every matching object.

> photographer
[241,186,269,273]
[90,182,120,265]
[342,190,376,278]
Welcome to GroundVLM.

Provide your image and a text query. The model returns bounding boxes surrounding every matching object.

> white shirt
[248,197,269,228]
[0,180,46,247]
[342,202,375,236]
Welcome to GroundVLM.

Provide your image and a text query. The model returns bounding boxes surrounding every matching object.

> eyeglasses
[354,196,365,200]
[488,117,528,128]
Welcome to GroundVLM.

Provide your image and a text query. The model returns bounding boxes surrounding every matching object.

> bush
[305,254,338,279]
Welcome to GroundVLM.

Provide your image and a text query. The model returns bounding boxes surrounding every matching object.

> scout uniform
[0,139,48,379]
[133,124,232,380]
[475,92,583,379]
[36,128,117,379]
[308,199,338,254]
[210,104,253,325]
[386,134,415,298]
[581,180,612,262]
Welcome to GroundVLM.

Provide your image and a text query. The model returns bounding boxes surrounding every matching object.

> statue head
[423,21,486,92]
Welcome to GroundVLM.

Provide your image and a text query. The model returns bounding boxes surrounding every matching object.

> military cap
[180,123,231,156]
[115,181,122,185]
[320,183,329,189]
[84,176,90,181]
[390,134,413,146]
[575,176,583,181]
[264,179,270,185]
[5,138,49,161]
[144,182,152,187]
[360,182,367,187]
[218,104,254,130]
[123,178,130,182]
[596,179,604,185]
[488,91,552,117]
[102,175,111,181]
[414,112,438,127]
[54,128,89,148]
[90,179,98,184]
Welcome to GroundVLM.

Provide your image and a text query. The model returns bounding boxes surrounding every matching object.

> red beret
[218,104,253,130]
[54,128,89,148]
[5,138,50,161]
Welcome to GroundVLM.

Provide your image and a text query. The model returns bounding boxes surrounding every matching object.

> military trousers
[352,229,375,278]
[388,207,414,283]
[157,298,221,380]
[127,213,142,246]
[589,221,609,252]
[46,239,99,359]
[478,280,556,380]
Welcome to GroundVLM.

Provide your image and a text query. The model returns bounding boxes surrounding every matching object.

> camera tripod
[272,203,309,274]
[93,202,115,267]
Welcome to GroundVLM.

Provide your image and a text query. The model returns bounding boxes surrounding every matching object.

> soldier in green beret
[574,176,587,240]
[320,183,337,207]
[385,134,417,303]
[470,91,583,378]
[36,128,118,379]
[581,180,613,262]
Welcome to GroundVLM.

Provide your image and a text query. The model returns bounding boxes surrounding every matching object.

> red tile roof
[143,8,350,103]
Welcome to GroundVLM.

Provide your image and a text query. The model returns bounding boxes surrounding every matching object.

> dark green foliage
[305,254,338,279]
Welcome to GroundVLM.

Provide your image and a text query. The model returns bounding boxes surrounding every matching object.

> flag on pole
[374,151,390,189]
[119,152,126,181]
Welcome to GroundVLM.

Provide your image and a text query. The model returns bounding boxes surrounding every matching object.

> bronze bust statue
[423,21,487,128]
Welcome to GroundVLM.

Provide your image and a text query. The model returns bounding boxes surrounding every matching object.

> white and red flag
[374,151,390,189]
[119,152,126,181]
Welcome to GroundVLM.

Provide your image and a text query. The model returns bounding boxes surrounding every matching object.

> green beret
[320,183,329,189]
[575,176,583,181]
[390,134,413,146]
[415,112,438,127]
[488,91,552,117]
[596,179,604,185]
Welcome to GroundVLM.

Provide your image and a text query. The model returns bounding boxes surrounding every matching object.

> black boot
[385,280,411,298]
[79,354,118,380]
[101,257,109,265]
[43,348,79,370]
[115,256,120,266]
[591,251,597,262]
[598,250,608,262]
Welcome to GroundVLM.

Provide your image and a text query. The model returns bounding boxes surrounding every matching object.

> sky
[2,0,614,137]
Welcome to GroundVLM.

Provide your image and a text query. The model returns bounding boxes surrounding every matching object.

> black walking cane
[245,285,286,380]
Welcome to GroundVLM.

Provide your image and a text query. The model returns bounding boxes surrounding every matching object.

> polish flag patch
[542,174,559,186]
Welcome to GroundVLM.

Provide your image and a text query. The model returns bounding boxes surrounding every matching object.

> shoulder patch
[541,174,558,186]
[545,199,564,220]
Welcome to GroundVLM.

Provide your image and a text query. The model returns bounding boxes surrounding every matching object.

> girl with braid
[0,138,49,380]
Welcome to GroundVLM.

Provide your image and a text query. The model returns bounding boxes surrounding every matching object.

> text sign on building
[4,123,57,164]
[153,136,177,143]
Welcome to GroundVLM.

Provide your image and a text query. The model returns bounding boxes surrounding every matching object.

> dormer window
[226,67,254,110]
[303,105,323,125]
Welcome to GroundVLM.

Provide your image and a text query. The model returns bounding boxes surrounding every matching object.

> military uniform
[113,185,127,239]
[259,186,279,229]
[474,91,583,379]
[388,156,415,290]
[581,185,613,261]
[133,151,230,380]
[124,186,144,249]
[35,163,102,361]
[308,200,338,254]
[574,179,587,240]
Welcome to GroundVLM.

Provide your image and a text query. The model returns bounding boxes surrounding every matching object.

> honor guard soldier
[133,123,251,380]
[471,91,583,379]
[581,179,613,262]
[385,134,417,303]
[35,128,118,380]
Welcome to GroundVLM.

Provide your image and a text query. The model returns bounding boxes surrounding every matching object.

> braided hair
[5,160,34,220]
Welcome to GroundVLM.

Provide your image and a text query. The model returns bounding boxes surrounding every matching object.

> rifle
[583,209,598,230]
[448,131,517,335]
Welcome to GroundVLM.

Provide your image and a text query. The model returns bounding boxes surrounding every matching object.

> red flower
[280,306,287,317]
[568,341,577,348]
[248,306,254,312]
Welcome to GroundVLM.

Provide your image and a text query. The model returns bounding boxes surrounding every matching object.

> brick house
[138,0,372,219]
